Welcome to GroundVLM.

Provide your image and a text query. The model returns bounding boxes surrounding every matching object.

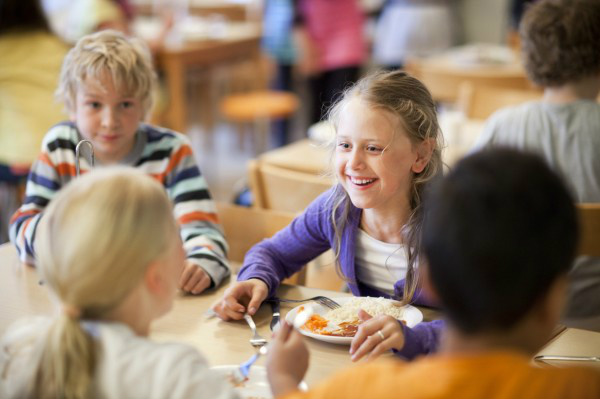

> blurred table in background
[134,15,262,134]
[156,33,261,133]
[406,44,532,104]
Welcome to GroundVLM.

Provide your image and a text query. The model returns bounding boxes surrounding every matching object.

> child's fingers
[223,294,246,313]
[178,263,196,288]
[183,268,204,292]
[351,333,380,362]
[190,274,210,294]
[275,320,294,342]
[246,288,267,315]
[212,297,246,320]
[350,316,381,355]
[358,309,373,321]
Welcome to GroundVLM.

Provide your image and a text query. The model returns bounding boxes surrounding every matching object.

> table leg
[163,58,187,134]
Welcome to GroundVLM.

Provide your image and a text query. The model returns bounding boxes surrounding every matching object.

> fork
[243,314,268,348]
[276,296,341,309]
[231,344,269,384]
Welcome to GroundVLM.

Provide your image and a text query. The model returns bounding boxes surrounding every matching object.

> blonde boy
[9,30,229,294]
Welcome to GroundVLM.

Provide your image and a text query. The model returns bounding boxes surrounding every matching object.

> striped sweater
[9,122,230,287]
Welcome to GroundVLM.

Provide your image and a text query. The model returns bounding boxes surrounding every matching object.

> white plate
[284,296,423,345]
[211,365,307,399]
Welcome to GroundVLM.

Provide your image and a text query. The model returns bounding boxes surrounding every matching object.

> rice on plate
[297,296,421,341]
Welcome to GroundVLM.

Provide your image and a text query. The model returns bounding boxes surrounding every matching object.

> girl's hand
[211,279,268,320]
[267,321,309,398]
[180,261,211,294]
[349,309,405,362]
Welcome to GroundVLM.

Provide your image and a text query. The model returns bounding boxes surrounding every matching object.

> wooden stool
[220,90,299,154]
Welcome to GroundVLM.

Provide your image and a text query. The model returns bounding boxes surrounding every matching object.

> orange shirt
[283,351,600,399]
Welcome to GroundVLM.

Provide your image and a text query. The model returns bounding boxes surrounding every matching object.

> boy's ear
[535,275,568,329]
[144,261,164,295]
[412,138,435,174]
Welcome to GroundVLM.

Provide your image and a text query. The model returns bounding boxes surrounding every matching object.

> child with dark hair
[473,0,600,329]
[265,148,600,399]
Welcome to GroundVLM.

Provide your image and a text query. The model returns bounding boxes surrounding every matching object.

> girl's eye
[121,101,134,109]
[88,102,101,109]
[367,145,382,152]
[337,142,351,150]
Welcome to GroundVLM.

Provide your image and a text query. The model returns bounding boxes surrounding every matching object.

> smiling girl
[213,70,445,360]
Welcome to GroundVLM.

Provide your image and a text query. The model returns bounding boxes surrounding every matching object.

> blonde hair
[327,70,444,305]
[56,30,156,117]
[31,167,176,399]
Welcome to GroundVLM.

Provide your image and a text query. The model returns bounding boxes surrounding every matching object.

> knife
[269,300,281,331]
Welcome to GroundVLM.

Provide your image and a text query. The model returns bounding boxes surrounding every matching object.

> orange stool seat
[221,90,299,122]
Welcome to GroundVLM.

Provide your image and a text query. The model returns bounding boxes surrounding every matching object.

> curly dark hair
[519,0,600,87]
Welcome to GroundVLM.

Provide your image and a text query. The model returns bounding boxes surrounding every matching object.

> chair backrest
[457,82,543,120]
[577,203,600,257]
[216,202,306,284]
[406,59,533,104]
[249,159,334,213]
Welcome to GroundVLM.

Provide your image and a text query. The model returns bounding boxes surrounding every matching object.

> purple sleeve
[393,319,444,360]
[237,190,334,298]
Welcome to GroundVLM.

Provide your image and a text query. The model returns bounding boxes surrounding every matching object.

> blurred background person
[0,0,69,243]
[373,0,459,70]
[295,0,367,124]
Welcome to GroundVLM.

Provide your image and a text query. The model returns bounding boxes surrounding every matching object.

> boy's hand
[211,279,268,320]
[349,309,405,362]
[179,260,211,294]
[267,321,309,398]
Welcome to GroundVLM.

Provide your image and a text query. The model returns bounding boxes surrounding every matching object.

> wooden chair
[406,58,533,104]
[247,161,344,290]
[248,159,333,214]
[577,203,600,257]
[457,82,543,120]
[216,202,306,284]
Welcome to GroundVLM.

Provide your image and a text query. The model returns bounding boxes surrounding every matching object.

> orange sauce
[300,311,406,338]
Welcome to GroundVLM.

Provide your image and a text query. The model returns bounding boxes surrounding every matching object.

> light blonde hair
[327,70,444,305]
[30,167,176,399]
[55,30,156,117]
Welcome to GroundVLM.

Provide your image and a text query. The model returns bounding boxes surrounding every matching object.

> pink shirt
[299,0,366,71]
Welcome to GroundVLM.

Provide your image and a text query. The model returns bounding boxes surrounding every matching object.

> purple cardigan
[238,187,443,360]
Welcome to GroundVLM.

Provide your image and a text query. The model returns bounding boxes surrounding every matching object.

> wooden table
[0,244,353,386]
[3,243,598,387]
[155,34,261,133]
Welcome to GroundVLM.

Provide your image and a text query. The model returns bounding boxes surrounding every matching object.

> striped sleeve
[9,133,71,264]
[149,131,231,287]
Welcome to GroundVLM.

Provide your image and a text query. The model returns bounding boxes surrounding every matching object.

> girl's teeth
[351,178,374,185]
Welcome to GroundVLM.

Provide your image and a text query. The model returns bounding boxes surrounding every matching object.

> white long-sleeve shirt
[0,318,239,399]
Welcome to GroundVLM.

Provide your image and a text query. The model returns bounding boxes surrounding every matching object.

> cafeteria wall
[460,0,511,44]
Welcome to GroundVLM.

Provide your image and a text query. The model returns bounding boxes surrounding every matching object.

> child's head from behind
[38,167,183,322]
[520,0,600,87]
[33,167,183,399]
[423,149,577,343]
[56,30,156,163]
